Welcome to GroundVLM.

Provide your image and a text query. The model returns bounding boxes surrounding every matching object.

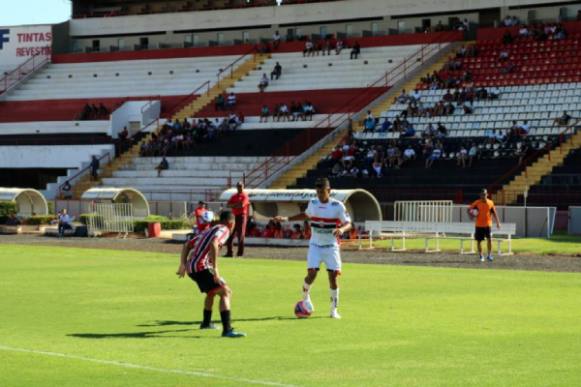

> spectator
[335,38,344,55]
[5,212,20,226]
[437,122,448,137]
[425,145,442,168]
[401,124,416,138]
[410,89,421,102]
[457,145,468,168]
[258,73,269,92]
[378,118,391,133]
[57,209,73,238]
[468,143,478,167]
[156,156,169,177]
[502,31,513,45]
[226,92,236,109]
[278,103,290,121]
[290,101,304,121]
[90,155,99,181]
[303,101,315,121]
[350,41,360,60]
[371,158,383,177]
[215,93,225,111]
[364,116,376,132]
[259,105,270,123]
[98,103,109,118]
[303,39,314,56]
[270,61,282,80]
[61,181,73,200]
[554,111,572,126]
[403,145,416,163]
[272,30,281,49]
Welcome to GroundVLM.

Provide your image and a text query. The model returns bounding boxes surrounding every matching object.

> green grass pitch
[1,244,581,386]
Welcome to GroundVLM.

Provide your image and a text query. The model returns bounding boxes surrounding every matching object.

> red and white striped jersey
[186,224,230,273]
[305,198,351,247]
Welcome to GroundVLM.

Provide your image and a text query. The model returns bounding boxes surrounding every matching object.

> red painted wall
[194,87,388,117]
[52,31,462,64]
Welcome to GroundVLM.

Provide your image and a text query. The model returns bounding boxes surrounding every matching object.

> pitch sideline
[0,344,297,387]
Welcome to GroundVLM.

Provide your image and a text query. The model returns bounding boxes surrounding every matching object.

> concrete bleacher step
[270,42,460,189]
[70,54,268,199]
[359,42,461,130]
[493,129,581,204]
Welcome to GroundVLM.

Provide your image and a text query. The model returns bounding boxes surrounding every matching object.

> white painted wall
[110,100,160,138]
[69,0,563,37]
[0,144,114,168]
[0,120,110,136]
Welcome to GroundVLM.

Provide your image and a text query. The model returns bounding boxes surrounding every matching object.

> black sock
[220,310,232,334]
[202,309,212,326]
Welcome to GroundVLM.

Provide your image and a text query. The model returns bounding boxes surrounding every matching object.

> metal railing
[243,31,462,188]
[57,151,112,198]
[166,80,211,117]
[0,54,50,96]
[488,118,581,202]
[217,47,257,85]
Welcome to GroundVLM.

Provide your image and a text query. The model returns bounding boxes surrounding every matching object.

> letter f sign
[0,29,9,49]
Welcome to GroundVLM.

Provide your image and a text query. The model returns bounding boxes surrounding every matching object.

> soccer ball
[294,300,312,318]
[469,208,479,218]
[201,210,214,223]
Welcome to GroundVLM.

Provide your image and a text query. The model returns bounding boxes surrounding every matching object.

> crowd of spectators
[259,101,316,123]
[245,216,362,240]
[301,36,351,57]
[139,114,243,157]
[362,86,499,136]
[78,103,110,120]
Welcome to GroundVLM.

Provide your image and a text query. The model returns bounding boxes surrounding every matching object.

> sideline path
[1,234,581,273]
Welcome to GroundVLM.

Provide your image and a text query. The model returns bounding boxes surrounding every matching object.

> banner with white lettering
[0,25,52,75]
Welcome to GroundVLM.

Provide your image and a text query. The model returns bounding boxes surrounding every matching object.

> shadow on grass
[137,315,326,327]
[67,328,201,339]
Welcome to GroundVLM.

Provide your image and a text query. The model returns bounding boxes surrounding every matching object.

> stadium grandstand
[0,0,580,229]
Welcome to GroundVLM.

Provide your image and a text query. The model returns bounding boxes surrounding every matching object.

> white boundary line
[0,344,297,387]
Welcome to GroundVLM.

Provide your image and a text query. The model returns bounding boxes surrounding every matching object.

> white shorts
[307,244,341,272]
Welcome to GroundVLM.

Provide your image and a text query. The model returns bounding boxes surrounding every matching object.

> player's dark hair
[219,210,235,223]
[315,177,331,189]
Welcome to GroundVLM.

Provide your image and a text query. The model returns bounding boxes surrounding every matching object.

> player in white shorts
[275,178,352,319]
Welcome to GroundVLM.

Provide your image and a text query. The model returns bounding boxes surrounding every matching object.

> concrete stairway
[268,43,460,189]
[71,53,270,199]
[492,129,581,205]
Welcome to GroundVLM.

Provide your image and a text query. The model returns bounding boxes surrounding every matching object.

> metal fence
[86,202,134,237]
[394,200,454,223]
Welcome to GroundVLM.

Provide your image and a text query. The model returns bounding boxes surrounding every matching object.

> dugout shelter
[0,188,49,217]
[219,188,382,222]
[81,187,150,218]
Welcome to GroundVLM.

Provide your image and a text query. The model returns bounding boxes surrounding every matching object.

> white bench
[365,221,517,255]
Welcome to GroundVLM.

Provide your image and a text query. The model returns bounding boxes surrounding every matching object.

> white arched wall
[81,187,150,218]
[0,188,49,217]
[219,188,382,222]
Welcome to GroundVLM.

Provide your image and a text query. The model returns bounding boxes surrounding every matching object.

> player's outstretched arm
[177,243,189,278]
[274,213,308,222]
[492,209,501,229]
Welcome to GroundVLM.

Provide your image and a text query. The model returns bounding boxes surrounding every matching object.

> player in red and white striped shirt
[177,211,246,338]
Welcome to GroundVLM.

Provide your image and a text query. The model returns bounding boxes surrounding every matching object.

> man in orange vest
[468,189,501,262]
[225,181,250,257]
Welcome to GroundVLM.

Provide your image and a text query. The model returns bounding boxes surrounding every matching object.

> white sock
[303,282,311,301]
[329,288,339,309]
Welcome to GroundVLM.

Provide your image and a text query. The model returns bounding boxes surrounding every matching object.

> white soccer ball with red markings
[294,300,312,318]
[469,208,479,218]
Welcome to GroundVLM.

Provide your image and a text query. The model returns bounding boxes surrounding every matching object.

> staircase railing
[57,152,112,198]
[166,80,211,117]
[217,47,258,85]
[488,118,581,203]
[243,31,461,188]
[0,54,50,96]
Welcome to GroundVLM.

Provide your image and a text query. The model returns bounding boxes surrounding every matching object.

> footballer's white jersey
[305,197,351,247]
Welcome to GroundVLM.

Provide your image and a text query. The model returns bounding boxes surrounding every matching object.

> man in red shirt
[226,181,250,257]
[192,201,210,234]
